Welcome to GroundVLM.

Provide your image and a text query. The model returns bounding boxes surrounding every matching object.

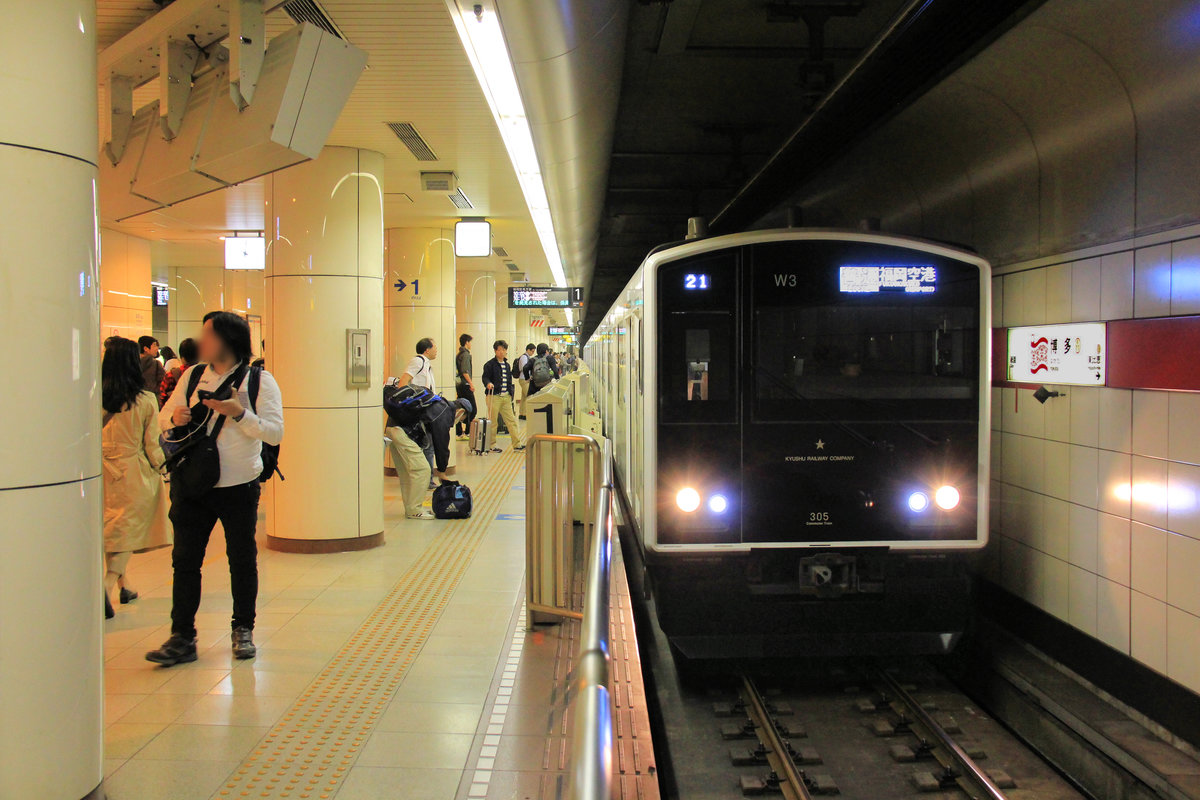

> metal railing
[523,433,614,800]
[524,434,605,622]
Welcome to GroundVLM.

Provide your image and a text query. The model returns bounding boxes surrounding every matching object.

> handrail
[568,441,614,800]
[524,433,614,800]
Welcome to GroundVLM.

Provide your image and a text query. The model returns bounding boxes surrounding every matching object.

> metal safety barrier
[524,434,605,622]
[523,433,614,800]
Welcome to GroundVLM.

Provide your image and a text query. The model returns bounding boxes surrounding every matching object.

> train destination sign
[1007,322,1106,385]
[548,326,577,335]
[508,286,584,308]
[839,264,937,294]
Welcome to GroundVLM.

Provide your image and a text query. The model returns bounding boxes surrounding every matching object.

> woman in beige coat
[102,338,171,617]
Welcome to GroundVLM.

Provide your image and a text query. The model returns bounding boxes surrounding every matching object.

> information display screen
[508,286,584,308]
[839,264,937,294]
[548,326,577,335]
[153,285,169,307]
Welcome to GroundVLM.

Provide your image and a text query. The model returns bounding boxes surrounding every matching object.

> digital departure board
[508,286,584,308]
[548,326,577,335]
[839,265,937,294]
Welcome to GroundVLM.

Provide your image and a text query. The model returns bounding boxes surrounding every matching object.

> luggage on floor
[432,481,473,519]
[469,417,491,455]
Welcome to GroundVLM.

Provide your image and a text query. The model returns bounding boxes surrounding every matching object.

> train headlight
[708,494,729,514]
[907,491,930,512]
[676,488,701,512]
[935,485,960,510]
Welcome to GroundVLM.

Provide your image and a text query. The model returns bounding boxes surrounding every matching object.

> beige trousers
[488,394,522,448]
[386,426,432,516]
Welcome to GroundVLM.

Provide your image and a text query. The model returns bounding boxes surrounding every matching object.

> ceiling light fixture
[444,0,568,293]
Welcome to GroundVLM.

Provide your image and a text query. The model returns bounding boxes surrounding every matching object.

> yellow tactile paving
[212,450,524,800]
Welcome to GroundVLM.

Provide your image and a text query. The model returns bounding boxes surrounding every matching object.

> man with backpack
[515,343,536,419]
[522,343,559,394]
[146,311,284,667]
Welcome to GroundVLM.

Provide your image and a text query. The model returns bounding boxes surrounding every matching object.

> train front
[650,234,989,658]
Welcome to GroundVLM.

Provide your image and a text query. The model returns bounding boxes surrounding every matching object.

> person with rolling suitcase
[481,340,524,453]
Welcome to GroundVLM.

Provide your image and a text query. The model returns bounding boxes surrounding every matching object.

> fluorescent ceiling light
[455,219,492,257]
[445,1,568,288]
[225,236,265,270]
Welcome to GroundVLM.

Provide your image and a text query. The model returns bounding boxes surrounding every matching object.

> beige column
[496,292,517,351]
[99,228,153,343]
[0,3,104,799]
[457,271,496,424]
[264,147,385,552]
[385,228,456,391]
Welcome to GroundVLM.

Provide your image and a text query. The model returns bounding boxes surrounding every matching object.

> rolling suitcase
[469,417,491,455]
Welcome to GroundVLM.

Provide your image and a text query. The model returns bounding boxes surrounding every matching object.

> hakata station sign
[508,286,584,308]
[1007,322,1107,385]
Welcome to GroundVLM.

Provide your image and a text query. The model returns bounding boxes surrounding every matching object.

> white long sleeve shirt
[159,362,284,487]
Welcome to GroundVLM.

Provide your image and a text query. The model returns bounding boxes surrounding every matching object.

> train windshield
[751,242,981,421]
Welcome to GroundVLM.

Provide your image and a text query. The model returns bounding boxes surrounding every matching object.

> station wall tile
[1071,257,1101,322]
[1134,243,1173,318]
[1130,522,1168,601]
[1068,565,1098,636]
[1096,513,1131,586]
[1131,390,1169,459]
[1130,591,1168,673]
[1169,237,1200,316]
[1099,250,1135,321]
[1096,578,1131,654]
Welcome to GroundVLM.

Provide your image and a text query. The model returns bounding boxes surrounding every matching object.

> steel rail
[876,670,1008,800]
[742,676,815,800]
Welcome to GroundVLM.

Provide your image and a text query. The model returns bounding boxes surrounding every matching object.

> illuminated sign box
[1007,322,1106,385]
[840,264,936,293]
[548,325,577,335]
[225,236,265,270]
[454,219,491,257]
[508,286,584,308]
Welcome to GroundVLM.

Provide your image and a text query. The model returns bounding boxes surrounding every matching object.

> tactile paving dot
[211,452,523,799]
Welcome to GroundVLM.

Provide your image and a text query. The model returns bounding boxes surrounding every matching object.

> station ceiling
[583,0,1046,336]
[95,0,555,289]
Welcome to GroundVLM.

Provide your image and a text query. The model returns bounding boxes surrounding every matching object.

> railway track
[684,660,1088,800]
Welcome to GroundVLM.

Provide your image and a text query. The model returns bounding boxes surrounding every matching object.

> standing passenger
[482,340,524,452]
[397,337,437,391]
[515,343,536,419]
[455,333,476,440]
[146,311,284,666]
[138,335,165,394]
[101,338,171,617]
[159,337,197,407]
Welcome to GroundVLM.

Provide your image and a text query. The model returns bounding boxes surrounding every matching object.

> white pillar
[264,147,385,551]
[0,3,103,798]
[385,228,457,391]
[457,271,496,421]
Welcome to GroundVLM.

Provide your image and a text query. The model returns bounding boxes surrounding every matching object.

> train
[584,229,991,658]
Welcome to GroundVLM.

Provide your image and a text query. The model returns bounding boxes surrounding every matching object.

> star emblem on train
[815,439,825,450]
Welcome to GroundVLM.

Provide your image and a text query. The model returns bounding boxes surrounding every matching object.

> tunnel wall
[778,0,1200,695]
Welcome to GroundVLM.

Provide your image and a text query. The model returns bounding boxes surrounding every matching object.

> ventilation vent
[420,171,456,192]
[504,261,519,271]
[492,246,509,258]
[448,188,473,209]
[282,0,346,39]
[385,122,437,161]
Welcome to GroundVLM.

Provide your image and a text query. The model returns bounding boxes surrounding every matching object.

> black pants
[455,384,476,435]
[168,480,261,639]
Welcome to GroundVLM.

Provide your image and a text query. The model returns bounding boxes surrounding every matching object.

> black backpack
[383,383,437,427]
[184,364,284,483]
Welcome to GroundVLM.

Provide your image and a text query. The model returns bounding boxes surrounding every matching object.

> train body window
[658,252,737,423]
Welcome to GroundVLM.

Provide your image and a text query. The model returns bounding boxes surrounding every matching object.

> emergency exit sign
[1007,323,1106,385]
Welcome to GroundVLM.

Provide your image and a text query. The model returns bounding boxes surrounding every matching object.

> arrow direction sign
[393,279,407,292]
